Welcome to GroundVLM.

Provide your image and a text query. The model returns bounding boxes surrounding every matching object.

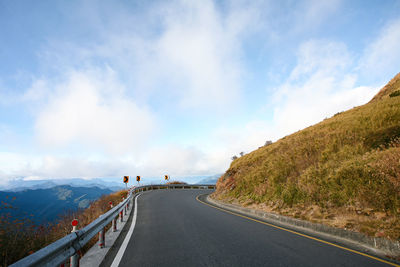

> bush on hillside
[389,90,400,97]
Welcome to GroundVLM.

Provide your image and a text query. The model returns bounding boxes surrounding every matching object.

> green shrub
[389,90,400,97]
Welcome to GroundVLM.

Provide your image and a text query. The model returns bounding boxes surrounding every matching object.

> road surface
[104,189,395,266]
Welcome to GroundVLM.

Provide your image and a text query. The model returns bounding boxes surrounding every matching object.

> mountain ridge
[1,177,124,192]
[0,185,113,224]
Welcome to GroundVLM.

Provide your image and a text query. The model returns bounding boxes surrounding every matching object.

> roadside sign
[136,176,141,182]
[164,175,169,181]
[123,176,129,183]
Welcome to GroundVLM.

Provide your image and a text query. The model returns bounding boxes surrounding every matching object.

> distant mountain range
[0,175,219,192]
[0,185,113,224]
[0,178,125,192]
[196,174,221,184]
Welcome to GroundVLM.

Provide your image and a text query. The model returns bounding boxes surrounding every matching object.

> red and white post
[110,201,117,232]
[120,198,124,222]
[119,209,123,222]
[70,219,79,267]
[99,227,105,248]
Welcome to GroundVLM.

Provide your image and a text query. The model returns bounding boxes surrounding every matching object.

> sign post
[136,175,140,186]
[123,176,129,189]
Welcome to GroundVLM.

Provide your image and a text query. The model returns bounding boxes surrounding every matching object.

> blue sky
[0,0,400,184]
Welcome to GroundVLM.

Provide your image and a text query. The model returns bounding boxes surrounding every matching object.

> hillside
[212,73,400,240]
[0,185,112,224]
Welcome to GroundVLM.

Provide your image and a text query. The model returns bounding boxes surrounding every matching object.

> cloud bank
[0,0,399,183]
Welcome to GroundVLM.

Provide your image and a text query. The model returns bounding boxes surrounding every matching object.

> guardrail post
[120,197,124,222]
[109,201,117,232]
[70,219,79,267]
[99,227,105,248]
[120,210,123,222]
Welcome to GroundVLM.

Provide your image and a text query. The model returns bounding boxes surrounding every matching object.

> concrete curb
[206,195,400,260]
[80,196,135,267]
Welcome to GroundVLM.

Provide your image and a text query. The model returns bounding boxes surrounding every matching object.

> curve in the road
[107,190,398,267]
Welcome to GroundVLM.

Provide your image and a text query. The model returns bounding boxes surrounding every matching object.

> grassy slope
[213,73,400,240]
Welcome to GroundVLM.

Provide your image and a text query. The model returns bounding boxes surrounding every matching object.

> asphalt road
[110,189,393,267]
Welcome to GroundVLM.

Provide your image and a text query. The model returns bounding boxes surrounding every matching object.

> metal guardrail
[133,184,216,193]
[10,184,215,267]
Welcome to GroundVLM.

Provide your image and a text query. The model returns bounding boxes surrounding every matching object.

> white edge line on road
[111,193,141,267]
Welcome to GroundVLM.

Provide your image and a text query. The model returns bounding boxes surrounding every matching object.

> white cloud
[155,5,240,109]
[139,145,209,176]
[0,152,121,180]
[359,18,400,79]
[127,0,255,111]
[34,68,155,155]
[0,148,220,183]
[269,40,378,138]
[39,0,257,114]
[289,40,351,80]
[212,121,271,153]
[0,152,31,175]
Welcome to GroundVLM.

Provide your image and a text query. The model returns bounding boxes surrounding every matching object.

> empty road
[105,189,396,266]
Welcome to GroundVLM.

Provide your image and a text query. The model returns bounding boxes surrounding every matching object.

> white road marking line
[111,193,141,267]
